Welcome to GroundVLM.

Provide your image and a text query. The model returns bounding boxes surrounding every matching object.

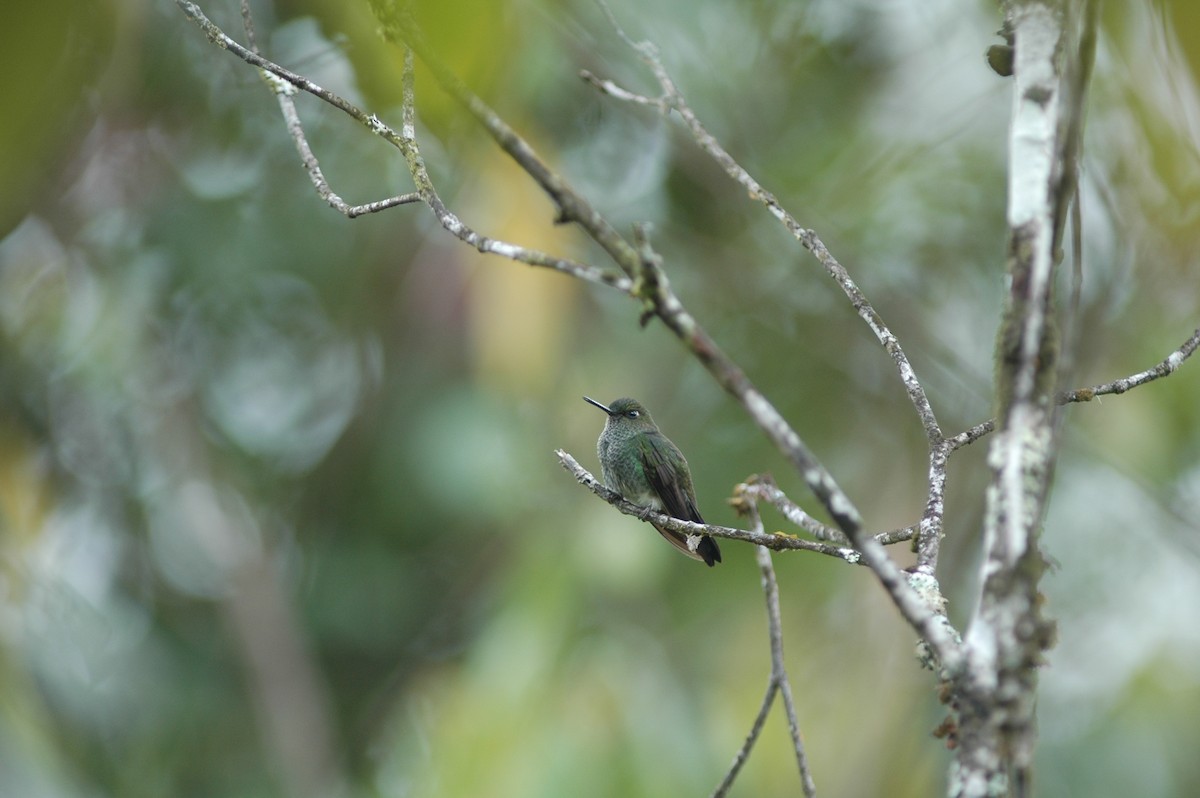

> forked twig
[238,0,420,216]
[175,0,630,291]
[711,495,816,798]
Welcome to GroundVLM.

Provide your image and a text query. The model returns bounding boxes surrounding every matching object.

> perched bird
[583,396,722,566]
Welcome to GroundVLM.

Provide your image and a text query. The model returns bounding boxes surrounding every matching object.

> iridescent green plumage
[584,396,721,566]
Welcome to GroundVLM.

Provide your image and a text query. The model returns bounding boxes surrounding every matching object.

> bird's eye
[627,410,639,418]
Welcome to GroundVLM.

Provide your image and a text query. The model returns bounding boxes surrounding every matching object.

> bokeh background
[2,0,1199,795]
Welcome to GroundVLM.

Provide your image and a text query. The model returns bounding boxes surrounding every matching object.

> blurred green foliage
[1,0,1199,796]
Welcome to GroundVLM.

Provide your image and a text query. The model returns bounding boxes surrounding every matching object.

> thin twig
[711,498,816,798]
[580,70,666,110]
[1048,0,1099,543]
[275,84,422,216]
[949,326,1200,452]
[1058,326,1200,402]
[1051,0,1099,260]
[735,475,917,547]
[710,680,778,798]
[736,474,849,544]
[947,419,997,451]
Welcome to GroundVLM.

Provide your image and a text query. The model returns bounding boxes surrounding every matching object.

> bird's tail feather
[652,524,722,567]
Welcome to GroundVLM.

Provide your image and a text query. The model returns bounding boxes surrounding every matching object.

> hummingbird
[583,396,722,566]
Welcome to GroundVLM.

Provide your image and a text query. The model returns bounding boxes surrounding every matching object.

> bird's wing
[638,432,704,523]
[638,432,721,566]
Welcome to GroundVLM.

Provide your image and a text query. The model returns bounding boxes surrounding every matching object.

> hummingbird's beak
[582,396,613,415]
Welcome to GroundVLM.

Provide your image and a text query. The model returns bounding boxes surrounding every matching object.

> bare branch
[916,444,950,571]
[555,450,864,562]
[174,0,628,291]
[947,420,996,452]
[187,3,944,666]
[393,50,630,290]
[177,1,374,123]
[559,448,919,554]
[378,9,641,277]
